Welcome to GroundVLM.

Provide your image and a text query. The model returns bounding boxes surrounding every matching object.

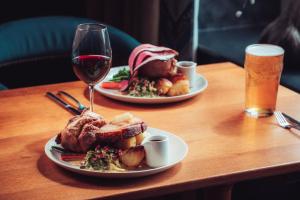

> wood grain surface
[0,62,299,200]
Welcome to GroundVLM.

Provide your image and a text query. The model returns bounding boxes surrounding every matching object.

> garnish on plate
[110,67,130,82]
[101,68,130,90]
[80,145,124,171]
[128,78,158,97]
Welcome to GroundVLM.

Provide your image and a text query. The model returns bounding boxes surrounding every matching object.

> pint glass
[244,44,284,117]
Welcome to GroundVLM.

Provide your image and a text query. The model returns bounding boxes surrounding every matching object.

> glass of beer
[244,44,284,117]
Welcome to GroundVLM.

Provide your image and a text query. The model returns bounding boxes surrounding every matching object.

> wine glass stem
[89,85,94,112]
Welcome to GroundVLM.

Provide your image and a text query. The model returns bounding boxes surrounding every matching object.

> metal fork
[274,111,292,129]
[57,91,87,112]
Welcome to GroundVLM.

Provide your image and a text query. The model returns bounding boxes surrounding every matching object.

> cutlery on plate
[57,91,87,111]
[51,146,69,153]
[274,111,300,131]
[46,92,82,115]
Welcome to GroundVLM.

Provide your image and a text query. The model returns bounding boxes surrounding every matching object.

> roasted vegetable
[101,80,128,90]
[110,112,135,125]
[120,146,145,168]
[135,132,147,145]
[167,77,190,96]
[117,137,137,149]
[156,78,173,95]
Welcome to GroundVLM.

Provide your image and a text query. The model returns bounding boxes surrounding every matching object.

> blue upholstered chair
[0,16,140,89]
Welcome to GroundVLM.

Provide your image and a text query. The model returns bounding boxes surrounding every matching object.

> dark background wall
[198,0,281,65]
[0,0,282,63]
[199,0,280,30]
[2,0,298,93]
[0,0,86,23]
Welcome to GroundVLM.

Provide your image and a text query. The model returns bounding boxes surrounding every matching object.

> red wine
[72,55,111,84]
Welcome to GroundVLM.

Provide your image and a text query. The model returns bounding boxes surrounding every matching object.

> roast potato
[117,136,136,149]
[156,78,173,95]
[110,112,134,125]
[135,132,147,145]
[167,80,190,96]
[120,146,145,167]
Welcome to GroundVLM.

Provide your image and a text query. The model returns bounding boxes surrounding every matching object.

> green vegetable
[128,78,158,97]
[110,68,130,82]
[81,146,123,171]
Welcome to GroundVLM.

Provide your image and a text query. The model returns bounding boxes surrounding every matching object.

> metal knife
[46,92,81,115]
[282,113,300,129]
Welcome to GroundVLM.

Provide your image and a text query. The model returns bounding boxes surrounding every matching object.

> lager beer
[245,44,284,117]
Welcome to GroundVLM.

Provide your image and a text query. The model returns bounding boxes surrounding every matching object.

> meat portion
[121,44,178,91]
[128,44,178,74]
[56,111,147,153]
[96,121,147,143]
[78,122,100,152]
[122,122,147,138]
[138,58,177,79]
[58,110,106,152]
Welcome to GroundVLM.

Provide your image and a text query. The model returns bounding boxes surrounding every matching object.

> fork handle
[57,91,86,110]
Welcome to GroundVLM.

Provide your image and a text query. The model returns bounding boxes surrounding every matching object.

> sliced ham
[128,44,156,74]
[129,44,178,73]
[134,51,177,72]
[123,44,178,91]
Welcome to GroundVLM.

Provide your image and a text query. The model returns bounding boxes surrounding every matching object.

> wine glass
[72,23,112,112]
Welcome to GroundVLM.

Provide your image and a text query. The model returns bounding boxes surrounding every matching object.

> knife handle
[66,106,82,115]
[46,92,81,115]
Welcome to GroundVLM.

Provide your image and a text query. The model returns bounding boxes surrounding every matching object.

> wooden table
[0,62,300,200]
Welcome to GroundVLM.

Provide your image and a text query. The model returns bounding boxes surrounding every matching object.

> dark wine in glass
[72,55,111,84]
[72,24,112,111]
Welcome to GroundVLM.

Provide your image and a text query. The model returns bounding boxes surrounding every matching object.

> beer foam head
[246,44,284,56]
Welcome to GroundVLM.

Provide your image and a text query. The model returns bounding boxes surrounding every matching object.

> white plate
[95,66,208,104]
[44,127,188,178]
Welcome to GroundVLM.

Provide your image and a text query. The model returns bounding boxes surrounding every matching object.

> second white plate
[95,66,208,104]
[45,127,188,178]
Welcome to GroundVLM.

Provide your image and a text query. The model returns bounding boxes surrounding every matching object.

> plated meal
[54,110,149,171]
[100,44,198,97]
[45,110,188,177]
[95,44,208,104]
